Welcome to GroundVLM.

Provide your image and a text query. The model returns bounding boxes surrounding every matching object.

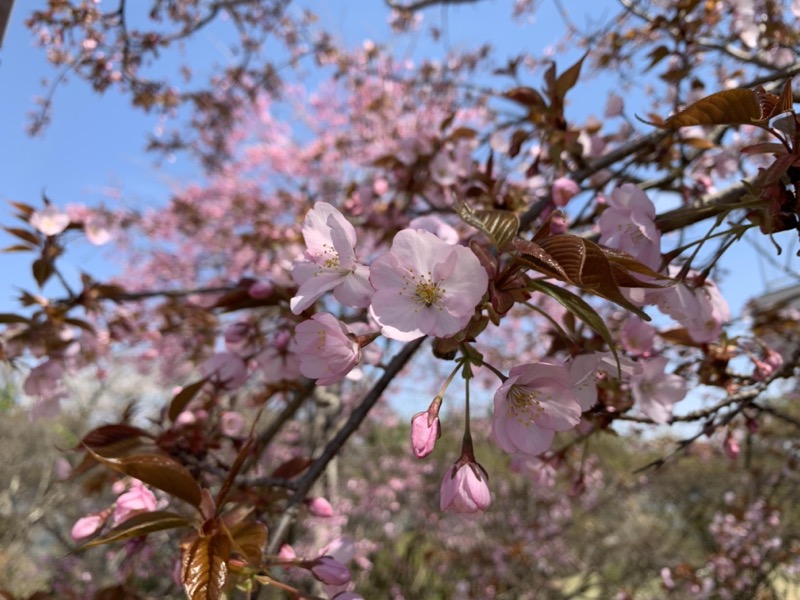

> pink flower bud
[724,434,740,460]
[410,411,441,458]
[307,496,334,518]
[440,460,491,514]
[71,512,108,540]
[311,556,352,586]
[278,544,297,560]
[248,281,273,299]
[112,480,157,526]
[220,411,245,437]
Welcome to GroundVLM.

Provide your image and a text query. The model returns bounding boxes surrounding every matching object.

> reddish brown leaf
[79,511,192,549]
[181,526,232,600]
[657,88,761,129]
[512,238,569,281]
[502,86,546,109]
[215,436,254,510]
[455,202,519,250]
[86,450,203,509]
[0,313,29,325]
[270,456,313,479]
[228,520,268,566]
[554,52,587,101]
[74,424,152,451]
[4,227,40,246]
[32,258,54,288]
[168,379,208,422]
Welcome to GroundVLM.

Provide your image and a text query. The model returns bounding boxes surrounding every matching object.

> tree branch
[265,337,425,555]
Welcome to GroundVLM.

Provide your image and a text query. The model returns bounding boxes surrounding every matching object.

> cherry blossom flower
[629,356,687,424]
[598,184,661,270]
[752,346,783,381]
[112,480,158,526]
[200,352,248,391]
[290,202,373,314]
[650,269,730,343]
[620,317,656,357]
[30,205,70,236]
[568,352,641,411]
[293,313,361,385]
[410,410,441,458]
[84,219,112,245]
[369,229,488,341]
[492,362,581,456]
[440,459,491,514]
[409,215,460,244]
[551,177,580,207]
[605,93,625,118]
[257,331,301,383]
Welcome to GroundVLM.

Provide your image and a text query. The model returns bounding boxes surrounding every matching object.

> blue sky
[0,0,797,319]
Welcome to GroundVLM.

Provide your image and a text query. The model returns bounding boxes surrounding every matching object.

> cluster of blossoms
[287,194,697,516]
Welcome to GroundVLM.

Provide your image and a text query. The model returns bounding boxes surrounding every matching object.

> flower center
[508,385,544,425]
[415,279,444,307]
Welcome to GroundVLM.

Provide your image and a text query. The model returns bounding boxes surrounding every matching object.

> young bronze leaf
[74,424,152,451]
[600,247,672,280]
[86,450,203,509]
[502,86,546,109]
[554,52,587,101]
[32,258,54,288]
[512,239,569,281]
[4,227,40,246]
[228,520,268,566]
[270,456,313,479]
[657,88,760,129]
[169,379,208,422]
[527,278,621,375]
[0,313,29,324]
[181,527,232,600]
[78,511,192,550]
[215,436,254,510]
[455,202,520,250]
[537,235,652,320]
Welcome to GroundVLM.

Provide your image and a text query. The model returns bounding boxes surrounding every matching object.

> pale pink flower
[278,544,297,560]
[369,229,488,341]
[307,496,334,518]
[200,352,248,391]
[294,313,361,385]
[429,150,459,186]
[753,346,783,381]
[724,432,741,459]
[84,219,112,245]
[410,410,441,458]
[257,330,301,383]
[290,202,373,314]
[71,511,108,540]
[551,177,580,207]
[492,362,581,455]
[605,93,624,117]
[30,205,70,236]
[568,351,641,411]
[651,269,730,343]
[629,356,687,424]
[598,184,662,270]
[620,317,656,357]
[220,411,245,437]
[409,215,460,244]
[440,460,491,514]
[112,480,157,526]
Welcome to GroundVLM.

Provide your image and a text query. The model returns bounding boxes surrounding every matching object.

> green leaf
[86,449,203,509]
[527,279,621,376]
[455,202,520,250]
[79,511,192,549]
[181,526,232,600]
[169,379,208,422]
